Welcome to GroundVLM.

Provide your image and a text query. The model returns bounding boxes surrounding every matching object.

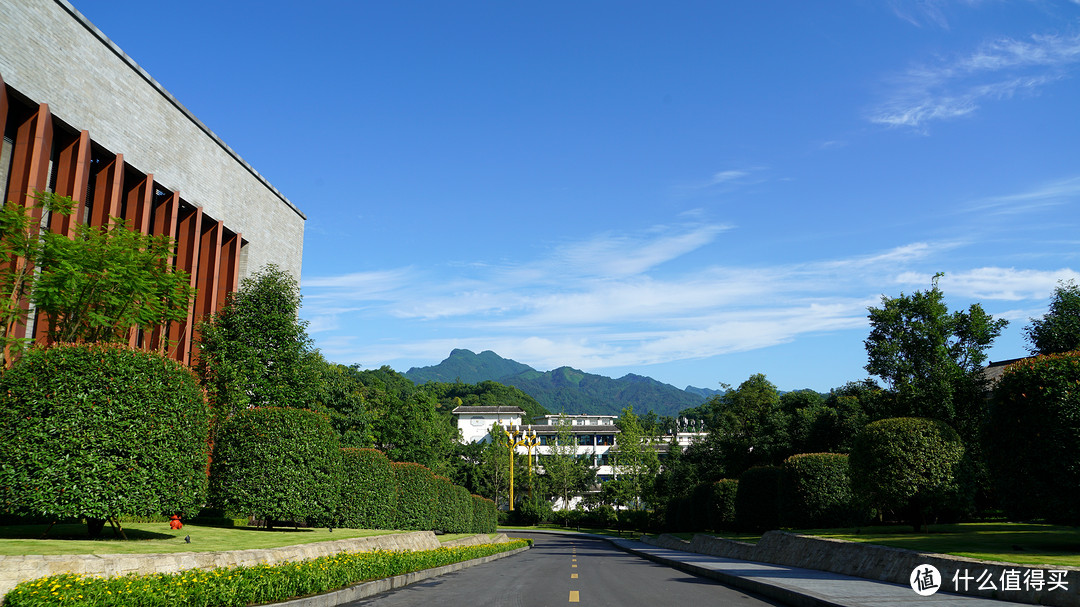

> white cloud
[896,267,1080,300]
[870,32,1080,128]
[965,176,1080,215]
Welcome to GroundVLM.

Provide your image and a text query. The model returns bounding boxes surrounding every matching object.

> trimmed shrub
[431,476,457,533]
[781,453,860,528]
[735,466,782,532]
[986,352,1080,523]
[849,417,964,531]
[209,407,342,526]
[338,448,394,529]
[448,485,474,533]
[711,479,739,530]
[0,343,210,536]
[472,494,497,533]
[392,462,437,530]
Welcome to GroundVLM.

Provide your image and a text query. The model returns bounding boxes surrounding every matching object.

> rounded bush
[735,466,782,532]
[209,407,342,525]
[337,448,394,529]
[781,453,859,528]
[849,417,963,530]
[711,479,739,530]
[0,344,210,527]
[986,352,1080,523]
[392,462,436,530]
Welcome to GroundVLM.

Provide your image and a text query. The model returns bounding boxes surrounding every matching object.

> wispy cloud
[964,176,1080,216]
[870,32,1080,128]
[303,210,1068,373]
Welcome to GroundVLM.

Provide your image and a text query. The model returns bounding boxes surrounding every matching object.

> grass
[498,523,638,538]
[438,533,493,542]
[0,523,400,556]
[694,523,1080,568]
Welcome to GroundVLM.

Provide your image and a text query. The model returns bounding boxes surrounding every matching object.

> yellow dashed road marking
[569,591,580,602]
[571,573,578,579]
[572,564,577,568]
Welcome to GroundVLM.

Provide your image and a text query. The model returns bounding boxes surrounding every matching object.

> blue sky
[79,1,1079,393]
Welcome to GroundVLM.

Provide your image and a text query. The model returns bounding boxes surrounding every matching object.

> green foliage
[196,264,318,422]
[694,374,792,477]
[735,466,782,532]
[424,379,548,423]
[985,352,1080,523]
[337,448,394,529]
[511,496,554,526]
[864,274,1007,440]
[612,407,661,509]
[312,360,373,448]
[34,218,194,345]
[539,415,594,508]
[0,192,72,366]
[849,417,964,531]
[447,485,474,533]
[0,343,209,535]
[711,479,739,530]
[391,462,437,530]
[209,408,342,525]
[781,453,861,528]
[1024,280,1080,355]
[471,494,497,533]
[3,541,529,607]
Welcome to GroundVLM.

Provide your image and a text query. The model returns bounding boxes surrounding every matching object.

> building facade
[0,0,305,363]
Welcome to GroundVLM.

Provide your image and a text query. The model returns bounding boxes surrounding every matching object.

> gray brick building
[0,0,305,363]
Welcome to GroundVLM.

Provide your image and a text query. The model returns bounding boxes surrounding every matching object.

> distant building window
[578,435,594,446]
[596,435,614,446]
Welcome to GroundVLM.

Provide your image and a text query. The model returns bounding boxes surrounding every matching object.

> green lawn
[0,523,400,556]
[700,523,1080,568]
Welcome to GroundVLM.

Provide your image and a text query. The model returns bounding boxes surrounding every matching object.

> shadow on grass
[0,524,175,541]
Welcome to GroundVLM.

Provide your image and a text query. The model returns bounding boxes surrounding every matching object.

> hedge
[209,408,342,526]
[986,352,1080,523]
[338,448,395,529]
[735,466,782,532]
[391,462,437,530]
[849,417,964,531]
[3,541,529,607]
[447,485,474,533]
[0,343,210,535]
[711,479,739,530]
[472,494,497,533]
[781,453,860,528]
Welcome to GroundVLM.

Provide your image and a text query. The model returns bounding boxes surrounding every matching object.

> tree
[611,407,660,510]
[849,417,964,531]
[0,192,71,366]
[311,358,373,448]
[864,274,1007,439]
[1024,280,1080,355]
[195,264,318,423]
[34,217,194,345]
[0,343,210,538]
[704,374,792,475]
[541,415,593,511]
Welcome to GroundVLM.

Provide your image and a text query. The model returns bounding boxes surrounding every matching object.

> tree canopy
[1024,279,1080,355]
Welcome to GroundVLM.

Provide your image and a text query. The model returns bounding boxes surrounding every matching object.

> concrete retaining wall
[0,531,442,599]
[441,533,511,547]
[645,531,1080,607]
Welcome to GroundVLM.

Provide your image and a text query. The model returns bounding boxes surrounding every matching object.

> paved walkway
[605,536,1031,607]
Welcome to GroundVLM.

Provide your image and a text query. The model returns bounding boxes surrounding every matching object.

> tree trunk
[86,517,106,538]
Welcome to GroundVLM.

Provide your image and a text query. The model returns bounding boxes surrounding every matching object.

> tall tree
[612,407,660,510]
[864,274,1007,439]
[541,415,593,510]
[195,264,318,422]
[1024,279,1080,355]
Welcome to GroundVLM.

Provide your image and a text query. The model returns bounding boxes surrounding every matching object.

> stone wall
[645,531,1080,607]
[0,0,305,280]
[0,531,442,599]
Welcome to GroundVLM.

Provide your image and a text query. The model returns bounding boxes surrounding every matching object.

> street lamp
[521,429,541,499]
[503,425,528,511]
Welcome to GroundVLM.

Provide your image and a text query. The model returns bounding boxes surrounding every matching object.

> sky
[77,0,1079,393]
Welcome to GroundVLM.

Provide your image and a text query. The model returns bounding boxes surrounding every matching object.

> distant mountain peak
[404,350,710,417]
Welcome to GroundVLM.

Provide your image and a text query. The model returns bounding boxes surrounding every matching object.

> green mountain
[404,350,708,418]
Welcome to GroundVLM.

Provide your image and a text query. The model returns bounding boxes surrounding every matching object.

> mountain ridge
[404,349,710,417]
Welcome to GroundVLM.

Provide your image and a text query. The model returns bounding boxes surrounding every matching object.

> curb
[264,545,530,607]
[606,540,847,607]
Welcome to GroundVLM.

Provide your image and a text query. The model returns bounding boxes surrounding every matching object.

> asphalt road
[343,532,787,607]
